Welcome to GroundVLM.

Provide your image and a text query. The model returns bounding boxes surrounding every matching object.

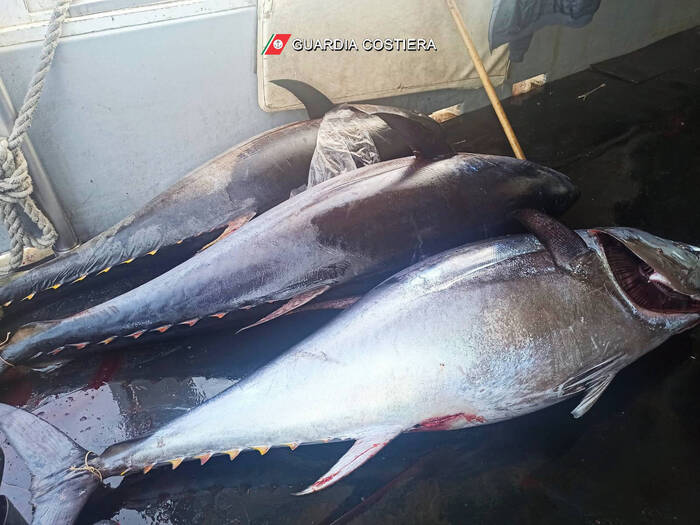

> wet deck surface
[1,28,699,525]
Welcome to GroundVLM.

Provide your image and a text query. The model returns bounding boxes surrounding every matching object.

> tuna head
[483,156,580,218]
[522,160,580,215]
[591,227,700,333]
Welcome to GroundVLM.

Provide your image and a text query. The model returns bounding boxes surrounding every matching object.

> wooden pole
[445,0,526,159]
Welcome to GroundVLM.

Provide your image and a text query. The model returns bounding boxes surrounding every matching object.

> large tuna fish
[0,212,697,524]
[0,109,578,375]
[0,80,409,315]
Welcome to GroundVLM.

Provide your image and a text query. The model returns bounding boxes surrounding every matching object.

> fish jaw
[603,228,700,297]
[586,228,700,334]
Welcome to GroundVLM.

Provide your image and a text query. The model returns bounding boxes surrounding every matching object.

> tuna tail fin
[0,447,25,525]
[0,404,99,524]
[0,320,60,376]
[0,494,28,525]
[270,79,335,119]
[348,104,454,160]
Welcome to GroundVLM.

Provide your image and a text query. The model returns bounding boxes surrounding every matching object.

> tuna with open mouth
[0,212,697,524]
[0,80,410,314]
[0,108,578,375]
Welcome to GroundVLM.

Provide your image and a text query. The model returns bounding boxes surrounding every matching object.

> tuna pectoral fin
[513,209,592,273]
[0,404,99,524]
[236,285,331,334]
[348,104,454,160]
[561,352,622,419]
[571,374,615,419]
[198,211,256,252]
[295,426,403,495]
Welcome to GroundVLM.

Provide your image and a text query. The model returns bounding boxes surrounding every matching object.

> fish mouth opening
[595,231,700,315]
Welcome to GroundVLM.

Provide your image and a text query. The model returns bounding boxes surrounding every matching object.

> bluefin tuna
[0,81,409,314]
[0,212,697,524]
[0,109,577,375]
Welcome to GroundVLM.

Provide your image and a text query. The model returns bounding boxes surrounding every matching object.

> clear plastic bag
[307,106,382,188]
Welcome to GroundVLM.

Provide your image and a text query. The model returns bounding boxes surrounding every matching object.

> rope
[69,451,103,481]
[0,0,72,270]
[0,332,14,367]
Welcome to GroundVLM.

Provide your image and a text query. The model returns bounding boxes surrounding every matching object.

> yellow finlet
[3,300,11,307]
[176,239,183,244]
[98,336,117,345]
[121,258,135,264]
[97,267,111,275]
[143,464,154,474]
[285,442,299,451]
[50,283,62,290]
[147,249,159,256]
[252,446,270,456]
[67,342,90,350]
[209,312,228,319]
[73,275,87,283]
[120,468,131,476]
[196,453,212,465]
[224,449,240,461]
[152,324,172,334]
[169,458,184,470]
[179,318,199,327]
[22,291,36,301]
[126,329,146,339]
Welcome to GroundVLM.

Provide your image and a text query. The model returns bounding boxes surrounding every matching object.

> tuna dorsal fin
[270,79,335,119]
[513,209,591,273]
[347,104,455,160]
[294,426,402,495]
[571,373,615,418]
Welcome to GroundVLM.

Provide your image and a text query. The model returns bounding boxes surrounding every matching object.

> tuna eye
[596,232,700,315]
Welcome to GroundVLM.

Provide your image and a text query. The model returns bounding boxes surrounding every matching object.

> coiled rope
[69,451,103,481]
[0,0,71,270]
